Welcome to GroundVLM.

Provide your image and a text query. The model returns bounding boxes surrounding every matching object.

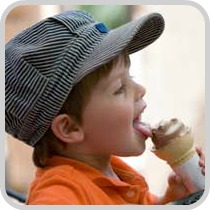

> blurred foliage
[77,5,131,29]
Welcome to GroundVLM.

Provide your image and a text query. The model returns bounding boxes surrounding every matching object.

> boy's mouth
[132,103,152,138]
[133,114,152,139]
[133,119,152,138]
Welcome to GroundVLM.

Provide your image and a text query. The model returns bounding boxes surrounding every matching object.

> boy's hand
[155,172,190,204]
[158,173,191,204]
[159,147,205,204]
[196,147,205,175]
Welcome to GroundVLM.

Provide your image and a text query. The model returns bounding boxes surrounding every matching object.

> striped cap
[5,10,165,146]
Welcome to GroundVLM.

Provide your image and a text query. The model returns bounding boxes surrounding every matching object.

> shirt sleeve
[26,173,91,204]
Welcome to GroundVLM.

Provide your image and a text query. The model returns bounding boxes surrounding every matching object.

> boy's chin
[133,131,148,144]
[126,144,146,156]
[126,149,145,157]
[115,145,145,157]
[134,138,147,154]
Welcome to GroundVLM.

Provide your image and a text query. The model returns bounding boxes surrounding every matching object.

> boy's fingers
[199,160,205,175]
[199,159,205,167]
[202,168,205,176]
[196,147,205,158]
[196,147,205,163]
[195,147,205,175]
[168,173,182,185]
[195,147,202,156]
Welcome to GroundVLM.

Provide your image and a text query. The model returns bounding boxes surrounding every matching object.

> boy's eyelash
[114,84,127,94]
[114,76,132,95]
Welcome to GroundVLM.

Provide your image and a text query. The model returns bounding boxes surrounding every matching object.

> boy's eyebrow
[107,67,130,85]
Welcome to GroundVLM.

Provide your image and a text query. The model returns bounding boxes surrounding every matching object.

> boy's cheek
[83,98,134,134]
[93,111,133,138]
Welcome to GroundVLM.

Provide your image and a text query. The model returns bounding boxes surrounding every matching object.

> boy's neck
[60,153,120,179]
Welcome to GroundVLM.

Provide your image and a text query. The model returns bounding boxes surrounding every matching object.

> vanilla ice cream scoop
[151,118,205,193]
[152,118,189,149]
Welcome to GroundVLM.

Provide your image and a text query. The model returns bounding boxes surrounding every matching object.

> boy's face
[81,55,149,157]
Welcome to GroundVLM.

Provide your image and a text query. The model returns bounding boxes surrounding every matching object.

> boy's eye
[114,84,126,95]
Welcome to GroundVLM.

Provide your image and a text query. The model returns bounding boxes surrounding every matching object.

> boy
[5,10,205,204]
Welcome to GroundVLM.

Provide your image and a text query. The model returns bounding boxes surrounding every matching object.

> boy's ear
[51,114,84,144]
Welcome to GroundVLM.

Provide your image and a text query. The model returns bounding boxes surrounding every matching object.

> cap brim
[77,13,165,82]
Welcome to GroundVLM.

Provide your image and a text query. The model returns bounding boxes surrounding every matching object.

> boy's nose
[134,83,146,102]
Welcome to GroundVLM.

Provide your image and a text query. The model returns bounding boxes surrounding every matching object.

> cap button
[126,190,136,198]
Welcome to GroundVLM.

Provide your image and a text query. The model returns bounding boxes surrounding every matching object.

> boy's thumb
[168,173,182,186]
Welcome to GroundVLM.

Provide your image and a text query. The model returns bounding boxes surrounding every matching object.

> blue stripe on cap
[95,23,109,33]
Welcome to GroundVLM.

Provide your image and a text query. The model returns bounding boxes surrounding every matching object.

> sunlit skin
[81,58,148,157]
[55,54,149,177]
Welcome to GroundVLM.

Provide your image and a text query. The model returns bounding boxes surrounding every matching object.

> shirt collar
[44,155,147,189]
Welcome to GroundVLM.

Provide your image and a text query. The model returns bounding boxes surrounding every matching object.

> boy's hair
[33,54,129,167]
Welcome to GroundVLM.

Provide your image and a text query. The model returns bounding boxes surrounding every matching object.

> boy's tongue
[133,121,152,138]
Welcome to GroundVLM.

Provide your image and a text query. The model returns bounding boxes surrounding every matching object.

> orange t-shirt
[26,156,158,205]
